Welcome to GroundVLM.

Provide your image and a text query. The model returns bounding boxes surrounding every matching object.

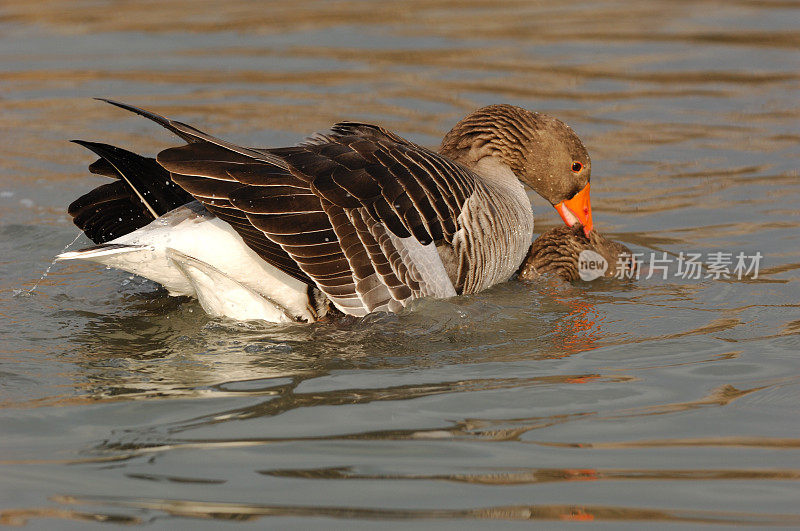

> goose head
[518,225,635,282]
[439,104,593,235]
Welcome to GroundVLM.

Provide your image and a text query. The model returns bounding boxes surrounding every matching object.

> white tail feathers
[56,243,154,262]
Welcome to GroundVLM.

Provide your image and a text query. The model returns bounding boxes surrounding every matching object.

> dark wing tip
[69,139,122,161]
[72,140,121,178]
[70,139,100,149]
[94,98,167,124]
[93,98,201,144]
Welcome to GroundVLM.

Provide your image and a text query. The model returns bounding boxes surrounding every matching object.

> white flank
[166,249,295,322]
[57,202,315,322]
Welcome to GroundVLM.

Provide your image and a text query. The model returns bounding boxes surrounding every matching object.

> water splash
[14,231,84,297]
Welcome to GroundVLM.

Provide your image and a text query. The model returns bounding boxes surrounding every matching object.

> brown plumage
[65,100,600,321]
[518,225,636,282]
[439,104,591,204]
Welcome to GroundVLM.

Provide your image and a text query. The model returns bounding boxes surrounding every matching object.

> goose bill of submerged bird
[555,182,593,236]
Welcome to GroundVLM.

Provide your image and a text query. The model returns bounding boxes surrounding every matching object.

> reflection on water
[50,281,615,407]
[1,0,799,527]
[263,465,800,484]
[18,495,800,526]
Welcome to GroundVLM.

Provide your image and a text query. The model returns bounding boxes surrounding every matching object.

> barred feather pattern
[154,122,498,316]
[84,102,545,317]
[518,225,635,282]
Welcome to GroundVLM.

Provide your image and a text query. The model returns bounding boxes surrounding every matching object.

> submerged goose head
[518,225,636,282]
[440,104,593,234]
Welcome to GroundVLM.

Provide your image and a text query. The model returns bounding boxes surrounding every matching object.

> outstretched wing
[157,123,478,314]
[100,101,476,315]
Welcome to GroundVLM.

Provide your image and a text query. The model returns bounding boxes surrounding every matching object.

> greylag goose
[58,101,594,322]
[518,225,635,282]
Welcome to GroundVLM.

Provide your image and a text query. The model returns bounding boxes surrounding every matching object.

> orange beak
[555,182,593,236]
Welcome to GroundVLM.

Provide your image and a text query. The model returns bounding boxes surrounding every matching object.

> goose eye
[571,161,583,173]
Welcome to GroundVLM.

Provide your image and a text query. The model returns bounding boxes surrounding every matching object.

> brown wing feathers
[101,101,475,314]
[277,136,476,244]
[159,142,320,284]
[158,140,368,307]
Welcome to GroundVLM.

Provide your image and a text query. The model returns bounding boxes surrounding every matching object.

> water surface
[1,0,799,527]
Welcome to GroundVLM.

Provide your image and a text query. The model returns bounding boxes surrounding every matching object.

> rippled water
[1,0,799,527]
